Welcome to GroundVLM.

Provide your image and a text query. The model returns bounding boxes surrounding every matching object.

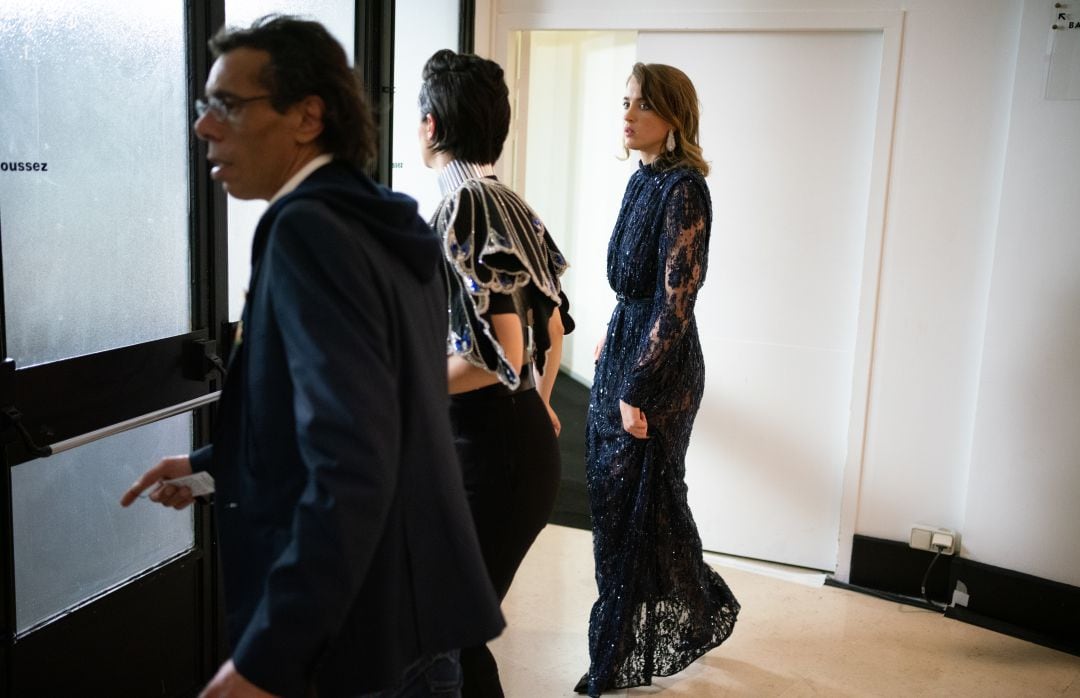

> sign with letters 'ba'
[1048,5,1080,99]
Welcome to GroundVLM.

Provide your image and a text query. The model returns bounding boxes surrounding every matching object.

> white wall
[849,1,1022,544]
[484,0,1080,587]
[964,2,1080,586]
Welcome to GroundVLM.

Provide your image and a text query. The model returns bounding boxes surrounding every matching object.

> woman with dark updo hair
[418,48,574,698]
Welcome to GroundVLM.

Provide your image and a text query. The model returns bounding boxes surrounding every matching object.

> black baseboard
[850,535,952,602]
[849,534,1080,656]
[549,369,591,532]
[550,478,591,531]
[945,557,1080,656]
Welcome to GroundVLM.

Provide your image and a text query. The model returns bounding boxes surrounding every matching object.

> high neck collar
[437,160,496,196]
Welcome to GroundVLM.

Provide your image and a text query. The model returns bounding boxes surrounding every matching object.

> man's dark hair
[419,50,510,164]
[210,15,376,168]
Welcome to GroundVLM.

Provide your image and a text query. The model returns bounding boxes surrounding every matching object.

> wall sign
[0,161,49,173]
[1048,2,1080,99]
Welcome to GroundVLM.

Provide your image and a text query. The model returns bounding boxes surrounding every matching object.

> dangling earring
[666,130,676,153]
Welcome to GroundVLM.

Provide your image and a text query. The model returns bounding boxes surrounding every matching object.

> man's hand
[619,400,648,440]
[120,455,195,509]
[199,660,278,698]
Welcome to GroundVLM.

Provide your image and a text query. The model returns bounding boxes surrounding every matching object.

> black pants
[449,386,562,698]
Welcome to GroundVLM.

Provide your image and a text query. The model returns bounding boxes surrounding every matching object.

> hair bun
[422,49,503,82]
[418,49,511,164]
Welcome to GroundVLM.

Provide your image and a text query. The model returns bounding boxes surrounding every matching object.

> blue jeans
[360,650,463,698]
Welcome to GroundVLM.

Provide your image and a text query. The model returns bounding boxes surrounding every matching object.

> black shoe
[573,673,591,695]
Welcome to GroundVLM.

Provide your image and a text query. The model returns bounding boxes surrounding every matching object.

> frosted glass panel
[0,1,190,367]
[226,0,355,56]
[223,1,356,321]
[12,414,194,633]
[392,0,460,221]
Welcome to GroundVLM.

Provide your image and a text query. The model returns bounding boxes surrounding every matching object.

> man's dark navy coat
[190,161,503,698]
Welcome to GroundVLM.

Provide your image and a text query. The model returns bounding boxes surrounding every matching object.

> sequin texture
[581,163,740,696]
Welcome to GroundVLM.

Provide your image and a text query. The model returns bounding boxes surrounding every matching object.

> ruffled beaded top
[431,160,573,388]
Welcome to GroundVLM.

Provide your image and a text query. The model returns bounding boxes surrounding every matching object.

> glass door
[390,0,462,219]
[0,2,225,694]
[0,2,473,693]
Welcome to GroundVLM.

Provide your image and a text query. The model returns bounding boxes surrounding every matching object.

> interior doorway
[513,28,886,571]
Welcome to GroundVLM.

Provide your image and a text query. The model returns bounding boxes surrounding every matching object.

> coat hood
[265,160,442,282]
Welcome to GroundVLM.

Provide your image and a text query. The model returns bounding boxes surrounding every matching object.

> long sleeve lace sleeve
[620,178,710,407]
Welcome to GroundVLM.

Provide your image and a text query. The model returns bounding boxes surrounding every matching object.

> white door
[636,31,883,570]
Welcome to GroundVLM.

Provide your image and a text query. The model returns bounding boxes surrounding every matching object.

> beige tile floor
[490,525,1080,697]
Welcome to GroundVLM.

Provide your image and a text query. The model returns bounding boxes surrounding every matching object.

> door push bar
[1,337,226,460]
[1,405,52,458]
[1,358,220,462]
[2,391,220,459]
[45,391,221,456]
[0,359,46,457]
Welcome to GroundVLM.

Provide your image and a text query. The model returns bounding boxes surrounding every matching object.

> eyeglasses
[194,94,273,122]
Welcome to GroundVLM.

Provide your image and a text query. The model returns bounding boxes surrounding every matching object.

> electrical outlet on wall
[910,525,959,555]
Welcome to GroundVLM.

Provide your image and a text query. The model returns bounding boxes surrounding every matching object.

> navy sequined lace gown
[581,162,740,696]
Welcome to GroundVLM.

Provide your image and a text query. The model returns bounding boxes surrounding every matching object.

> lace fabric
[582,163,740,696]
[431,160,570,388]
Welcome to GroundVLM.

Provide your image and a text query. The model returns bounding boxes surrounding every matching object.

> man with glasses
[122,15,503,698]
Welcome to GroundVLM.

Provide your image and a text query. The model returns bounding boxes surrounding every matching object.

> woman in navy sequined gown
[576,63,739,697]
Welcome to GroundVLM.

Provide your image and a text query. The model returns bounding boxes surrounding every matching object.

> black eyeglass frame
[194,93,273,121]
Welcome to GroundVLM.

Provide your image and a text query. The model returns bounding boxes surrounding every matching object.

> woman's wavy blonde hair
[622,62,709,177]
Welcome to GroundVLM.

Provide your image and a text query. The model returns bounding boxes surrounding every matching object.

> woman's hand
[594,337,606,364]
[199,660,278,698]
[619,400,648,439]
[544,400,562,437]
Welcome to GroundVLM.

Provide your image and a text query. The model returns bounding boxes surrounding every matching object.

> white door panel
[637,30,883,570]
[686,339,852,569]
